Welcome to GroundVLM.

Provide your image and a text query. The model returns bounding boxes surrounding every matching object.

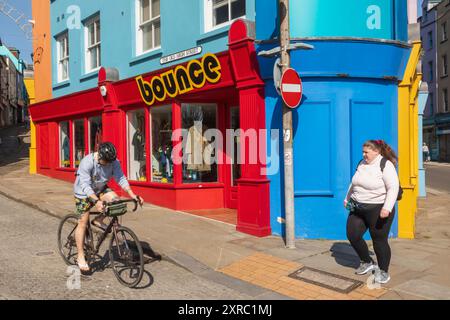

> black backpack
[356,158,403,201]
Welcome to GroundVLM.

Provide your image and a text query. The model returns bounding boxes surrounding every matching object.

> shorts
[74,187,113,217]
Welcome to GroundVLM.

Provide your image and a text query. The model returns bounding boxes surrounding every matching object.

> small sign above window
[160,47,202,65]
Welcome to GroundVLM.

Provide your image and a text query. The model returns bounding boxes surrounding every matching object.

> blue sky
[0,0,32,65]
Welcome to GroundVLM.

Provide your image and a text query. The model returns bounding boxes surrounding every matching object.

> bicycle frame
[85,198,140,258]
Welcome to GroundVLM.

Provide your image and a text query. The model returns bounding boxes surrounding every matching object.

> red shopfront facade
[29,20,271,237]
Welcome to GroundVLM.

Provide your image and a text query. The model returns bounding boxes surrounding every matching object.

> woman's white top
[345,154,399,212]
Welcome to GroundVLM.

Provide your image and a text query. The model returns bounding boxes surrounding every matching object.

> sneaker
[374,269,391,284]
[355,261,376,275]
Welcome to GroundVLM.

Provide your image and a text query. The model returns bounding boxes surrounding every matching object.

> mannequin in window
[94,124,102,152]
[185,107,212,175]
[63,135,70,167]
[132,127,145,162]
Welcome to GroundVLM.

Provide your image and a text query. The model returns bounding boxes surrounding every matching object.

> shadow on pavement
[330,242,375,269]
[0,124,30,168]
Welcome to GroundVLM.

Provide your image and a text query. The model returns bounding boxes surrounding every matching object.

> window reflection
[128,110,147,181]
[74,120,85,168]
[151,105,173,183]
[89,116,102,153]
[182,104,217,183]
[60,121,70,168]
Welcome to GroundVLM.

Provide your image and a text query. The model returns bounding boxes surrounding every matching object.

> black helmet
[98,142,117,162]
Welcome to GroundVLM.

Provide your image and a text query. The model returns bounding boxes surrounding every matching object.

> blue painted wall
[255,0,410,239]
[50,0,256,97]
[261,41,410,239]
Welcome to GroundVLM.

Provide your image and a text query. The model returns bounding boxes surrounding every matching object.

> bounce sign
[136,53,222,106]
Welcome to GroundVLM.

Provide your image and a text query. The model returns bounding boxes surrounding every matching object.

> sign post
[279,0,296,249]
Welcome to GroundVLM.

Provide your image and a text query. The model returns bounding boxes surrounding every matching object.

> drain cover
[289,267,363,294]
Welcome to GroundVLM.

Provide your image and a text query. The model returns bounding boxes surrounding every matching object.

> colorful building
[29,0,418,240]
[0,41,27,127]
[29,0,53,174]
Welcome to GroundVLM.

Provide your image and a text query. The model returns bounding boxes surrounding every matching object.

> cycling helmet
[98,142,117,162]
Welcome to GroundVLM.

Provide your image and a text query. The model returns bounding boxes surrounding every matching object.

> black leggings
[346,203,395,272]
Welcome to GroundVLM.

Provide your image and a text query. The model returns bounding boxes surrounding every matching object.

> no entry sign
[280,68,303,108]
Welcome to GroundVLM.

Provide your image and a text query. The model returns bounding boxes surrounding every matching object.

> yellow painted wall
[30,0,52,174]
[398,41,421,239]
[24,78,35,105]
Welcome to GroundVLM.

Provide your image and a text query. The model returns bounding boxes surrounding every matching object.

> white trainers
[355,262,376,275]
[374,269,391,284]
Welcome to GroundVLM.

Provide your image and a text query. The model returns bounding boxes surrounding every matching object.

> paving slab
[393,279,450,300]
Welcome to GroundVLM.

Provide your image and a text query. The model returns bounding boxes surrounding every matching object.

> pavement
[1,126,450,300]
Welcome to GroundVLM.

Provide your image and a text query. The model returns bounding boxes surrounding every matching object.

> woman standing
[344,140,400,284]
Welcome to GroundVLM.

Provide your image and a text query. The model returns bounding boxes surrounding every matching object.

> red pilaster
[229,20,271,237]
[98,68,125,194]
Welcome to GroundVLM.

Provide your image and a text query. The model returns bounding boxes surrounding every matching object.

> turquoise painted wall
[256,0,408,41]
[50,0,255,97]
[290,0,393,38]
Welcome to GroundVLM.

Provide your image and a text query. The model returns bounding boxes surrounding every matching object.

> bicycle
[57,198,145,288]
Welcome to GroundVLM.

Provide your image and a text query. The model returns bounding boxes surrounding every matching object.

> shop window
[151,105,173,183]
[182,104,218,183]
[128,110,147,181]
[73,120,85,168]
[89,116,102,153]
[85,15,101,72]
[59,121,71,168]
[56,32,69,82]
[137,0,161,54]
[205,0,246,31]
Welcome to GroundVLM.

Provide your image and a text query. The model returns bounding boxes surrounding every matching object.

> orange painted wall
[31,0,52,102]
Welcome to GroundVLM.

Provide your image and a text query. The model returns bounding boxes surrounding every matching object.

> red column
[229,20,271,237]
[98,68,125,194]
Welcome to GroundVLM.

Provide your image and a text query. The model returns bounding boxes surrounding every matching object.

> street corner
[218,252,387,300]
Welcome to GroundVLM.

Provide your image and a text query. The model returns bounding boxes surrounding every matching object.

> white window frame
[84,15,101,73]
[204,0,246,32]
[56,32,69,82]
[136,0,161,56]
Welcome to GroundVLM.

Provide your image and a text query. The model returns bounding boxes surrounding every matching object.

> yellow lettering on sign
[136,53,222,106]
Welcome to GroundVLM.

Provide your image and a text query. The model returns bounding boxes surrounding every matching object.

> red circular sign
[281,68,303,108]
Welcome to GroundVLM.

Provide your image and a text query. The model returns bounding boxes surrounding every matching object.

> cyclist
[73,142,144,273]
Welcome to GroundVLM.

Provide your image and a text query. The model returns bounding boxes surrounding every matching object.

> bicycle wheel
[109,226,144,288]
[57,214,80,265]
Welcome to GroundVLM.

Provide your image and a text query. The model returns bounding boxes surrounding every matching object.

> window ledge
[130,48,163,66]
[53,80,70,90]
[197,26,230,44]
[80,70,99,82]
[441,74,448,79]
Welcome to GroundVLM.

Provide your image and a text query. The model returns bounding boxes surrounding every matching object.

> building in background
[24,64,35,105]
[421,0,450,161]
[436,0,450,161]
[0,40,27,128]
[30,0,418,240]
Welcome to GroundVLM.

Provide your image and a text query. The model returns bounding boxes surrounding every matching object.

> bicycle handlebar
[102,196,143,212]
